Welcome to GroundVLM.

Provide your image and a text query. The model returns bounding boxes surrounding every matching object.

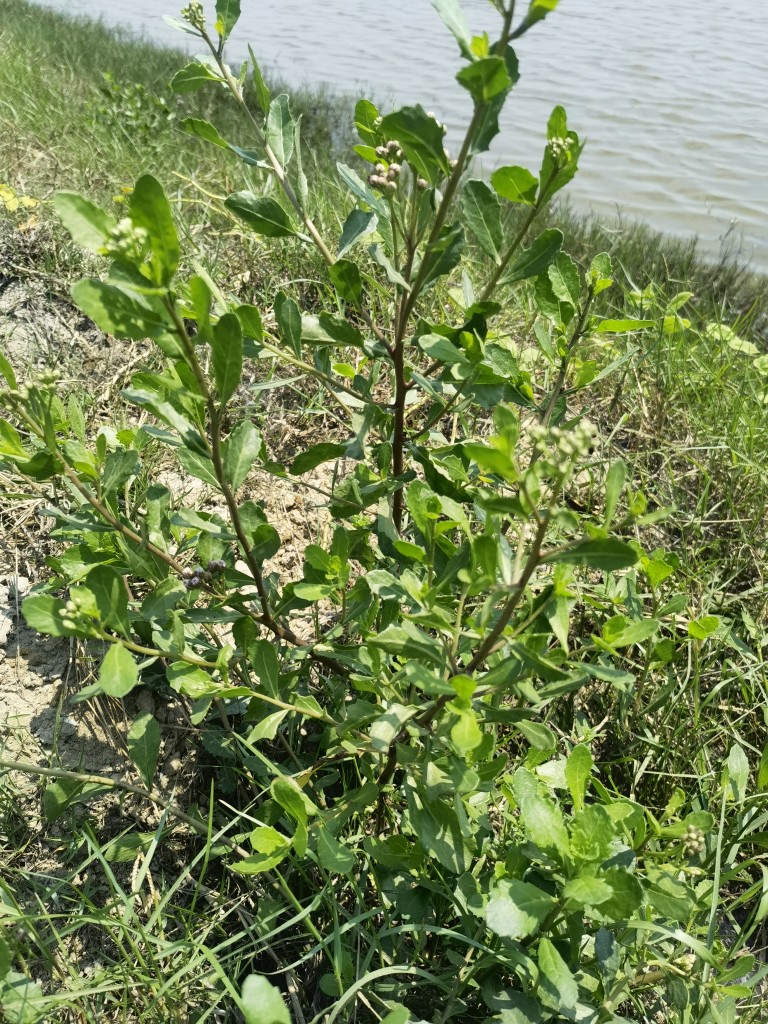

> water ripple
[31,0,768,269]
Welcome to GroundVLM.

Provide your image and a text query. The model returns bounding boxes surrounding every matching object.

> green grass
[1,3,768,1022]
[0,0,351,199]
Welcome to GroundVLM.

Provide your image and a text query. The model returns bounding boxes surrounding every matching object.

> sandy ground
[0,268,334,778]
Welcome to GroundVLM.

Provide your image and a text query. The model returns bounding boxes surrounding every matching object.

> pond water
[32,0,768,269]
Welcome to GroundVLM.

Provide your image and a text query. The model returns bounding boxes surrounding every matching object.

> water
[33,0,768,269]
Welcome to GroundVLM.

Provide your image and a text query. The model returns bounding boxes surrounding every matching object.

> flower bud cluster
[1,372,61,409]
[369,141,404,193]
[530,420,597,468]
[57,593,88,631]
[682,824,705,857]
[182,559,227,590]
[38,370,62,387]
[103,218,149,262]
[548,136,574,164]
[180,0,206,31]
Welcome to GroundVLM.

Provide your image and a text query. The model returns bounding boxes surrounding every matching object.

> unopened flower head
[103,218,149,262]
[548,136,574,164]
[531,420,597,469]
[180,0,206,32]
[682,824,705,857]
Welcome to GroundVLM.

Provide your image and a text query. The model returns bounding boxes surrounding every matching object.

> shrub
[0,1,763,1021]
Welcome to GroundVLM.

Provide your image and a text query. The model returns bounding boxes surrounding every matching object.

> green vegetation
[1,2,767,1024]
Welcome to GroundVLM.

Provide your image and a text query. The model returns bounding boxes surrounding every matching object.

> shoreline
[2,0,765,339]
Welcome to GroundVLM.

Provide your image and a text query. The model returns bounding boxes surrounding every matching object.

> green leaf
[0,970,46,1021]
[569,804,614,864]
[486,878,557,940]
[379,106,452,185]
[421,222,465,289]
[338,208,377,257]
[538,936,578,1011]
[103,833,156,863]
[601,614,660,648]
[0,930,11,980]
[23,595,77,637]
[244,638,278,696]
[233,303,264,342]
[368,703,414,754]
[170,59,222,93]
[368,622,445,666]
[456,56,511,102]
[275,291,302,356]
[469,46,519,155]
[71,279,175,343]
[290,442,346,475]
[380,1008,410,1024]
[101,449,140,496]
[53,192,116,254]
[603,459,626,527]
[215,0,240,40]
[0,351,17,389]
[123,389,207,455]
[272,777,317,823]
[222,420,263,491]
[84,565,131,636]
[130,174,179,284]
[417,334,469,366]
[76,642,139,700]
[595,868,645,922]
[99,643,139,697]
[317,827,356,873]
[563,874,613,909]
[407,792,473,874]
[336,163,388,217]
[181,116,230,151]
[462,180,502,264]
[513,768,570,859]
[241,974,291,1024]
[369,243,411,290]
[565,744,593,811]
[451,709,483,753]
[687,615,720,640]
[725,743,750,803]
[492,993,545,1024]
[364,834,425,870]
[538,105,582,203]
[547,251,580,309]
[757,742,768,791]
[225,192,297,238]
[127,712,161,788]
[211,312,243,404]
[329,259,363,304]
[432,0,473,57]
[491,165,538,205]
[514,719,556,752]
[544,538,639,571]
[235,827,291,874]
[522,0,560,31]
[248,46,271,113]
[504,228,563,284]
[597,318,655,334]
[266,94,295,168]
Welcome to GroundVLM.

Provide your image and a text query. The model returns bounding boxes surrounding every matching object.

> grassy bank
[1,3,768,1023]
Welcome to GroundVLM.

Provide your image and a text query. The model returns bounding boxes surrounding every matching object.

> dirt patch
[0,574,127,776]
